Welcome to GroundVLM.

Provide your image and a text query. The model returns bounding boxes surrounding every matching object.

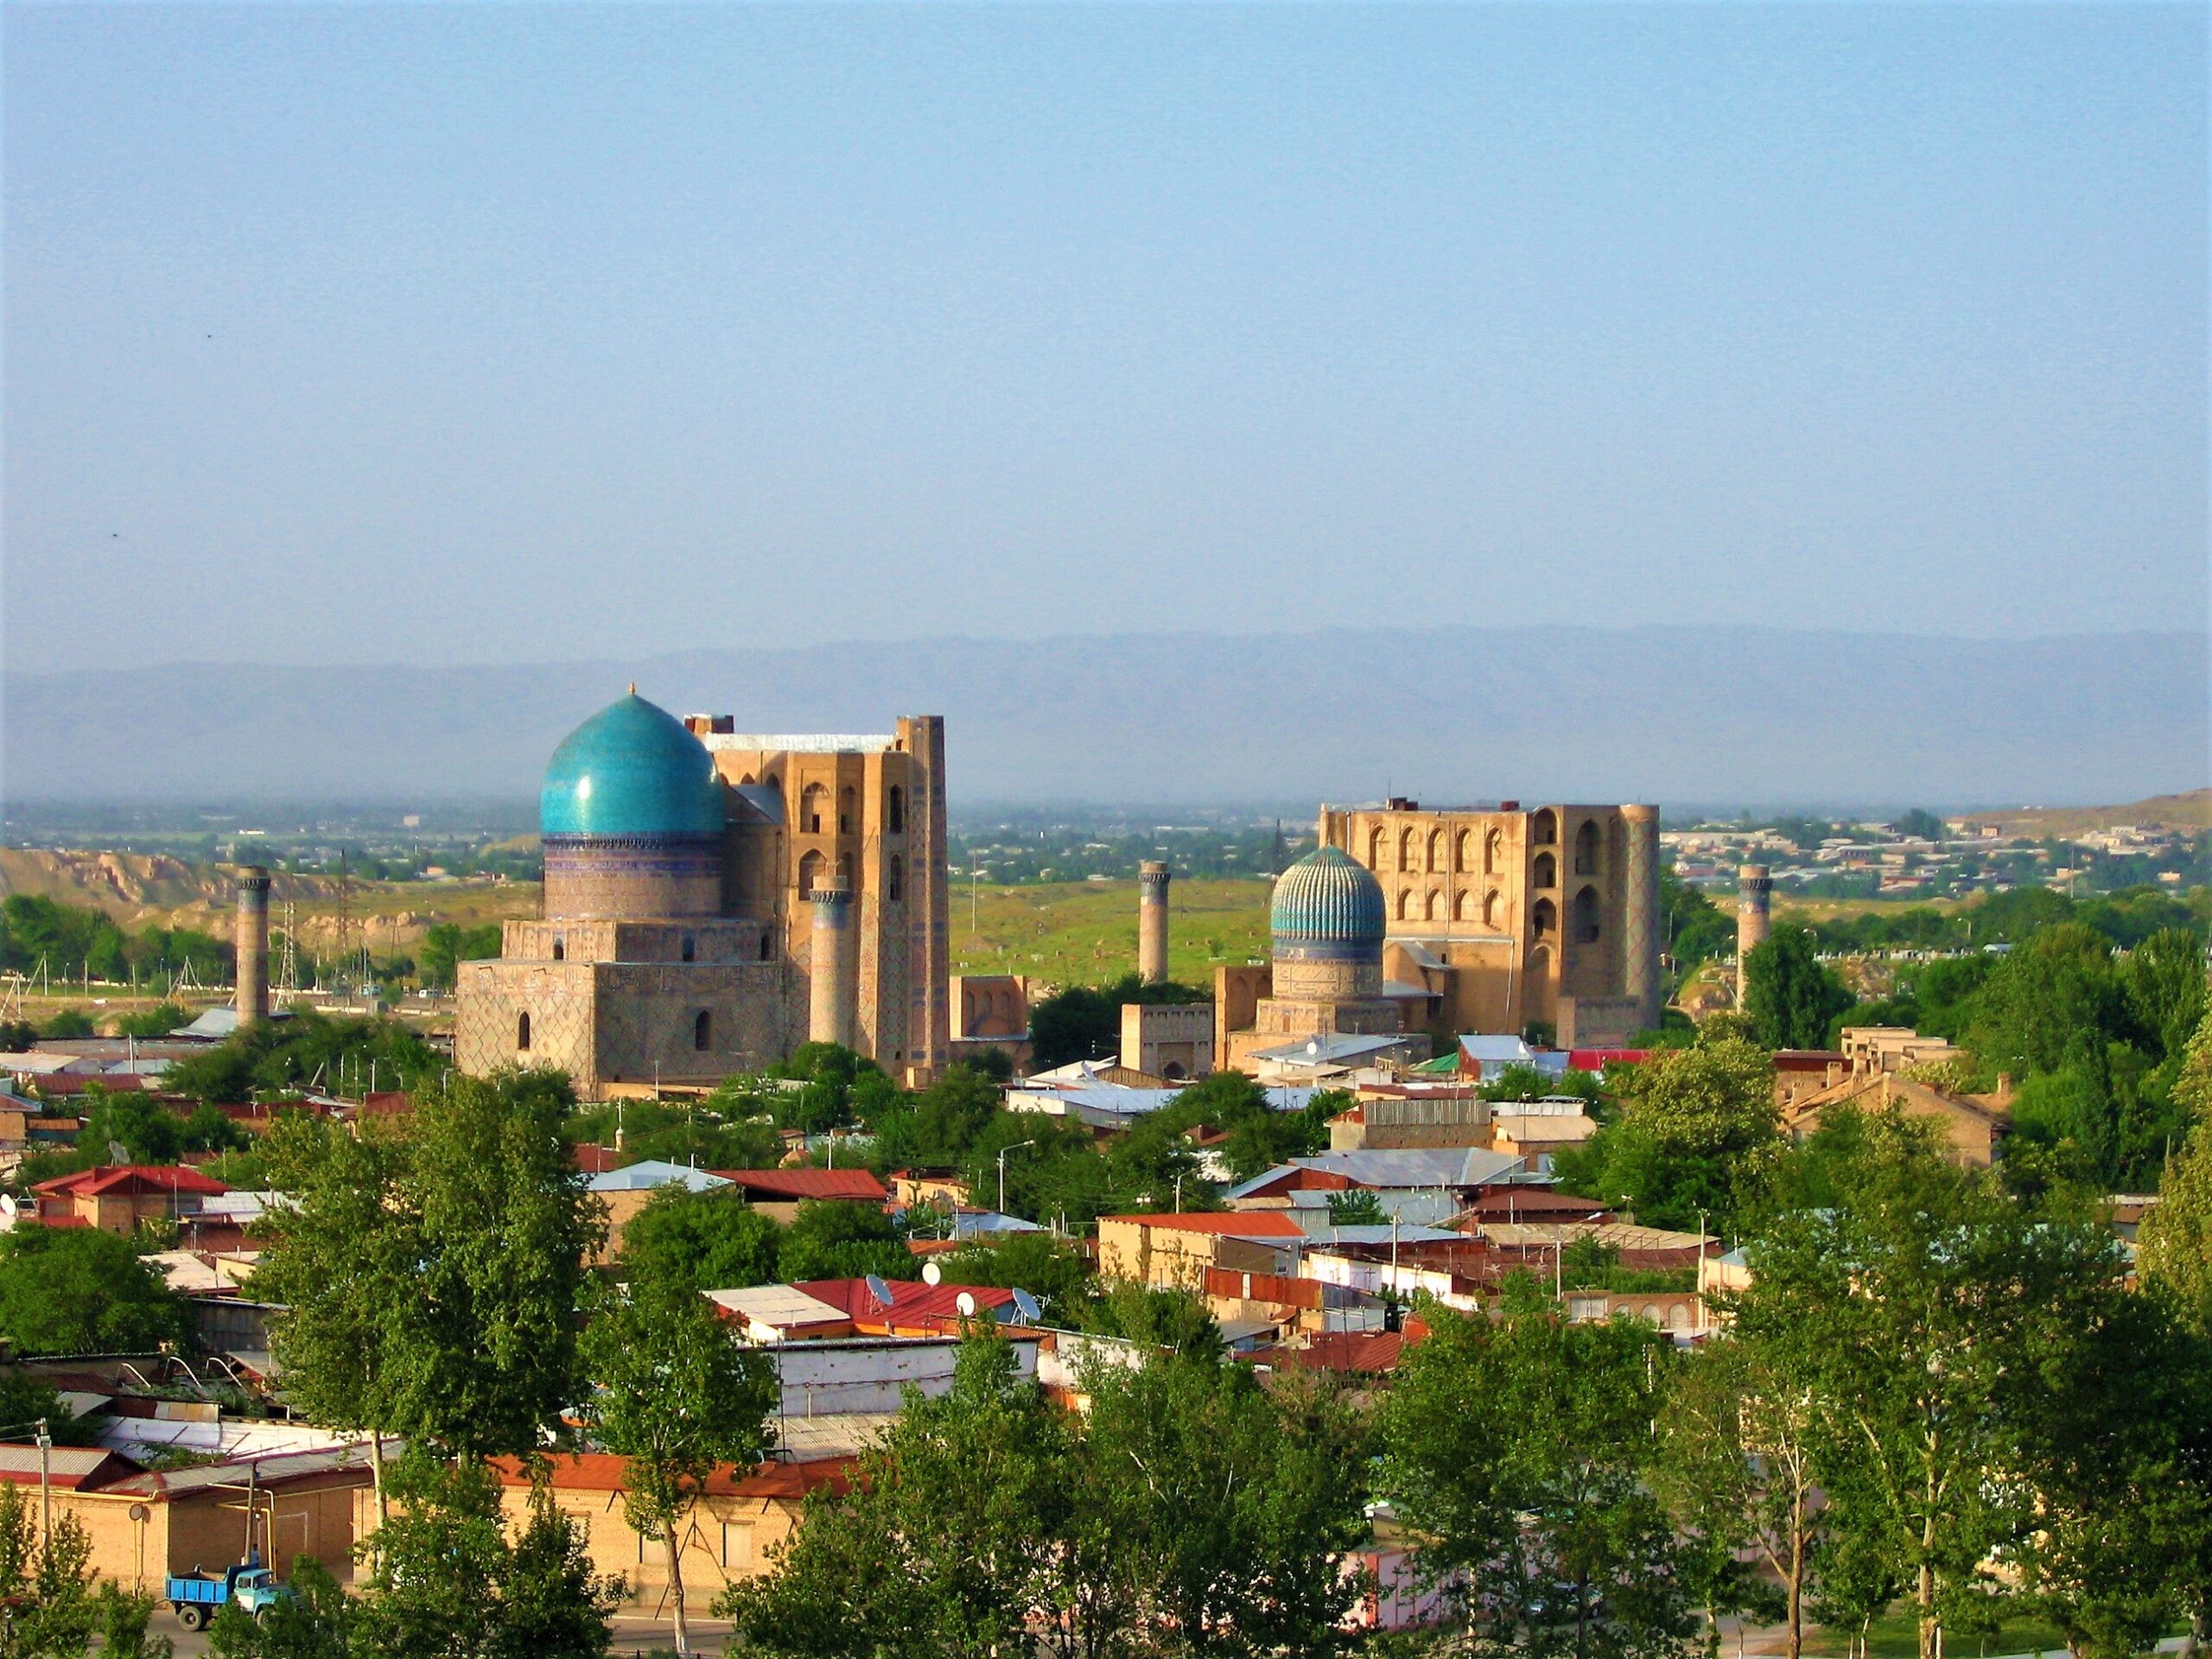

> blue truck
[165,1558,293,1630]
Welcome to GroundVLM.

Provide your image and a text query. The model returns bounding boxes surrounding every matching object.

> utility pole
[998,1140,1035,1214]
[35,1419,50,1544]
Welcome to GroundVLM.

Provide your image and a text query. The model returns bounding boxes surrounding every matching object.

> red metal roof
[789,1277,1016,1325]
[33,1165,230,1198]
[570,1144,620,1175]
[493,1452,857,1499]
[1249,1326,1428,1376]
[711,1168,889,1202]
[1567,1048,1649,1071]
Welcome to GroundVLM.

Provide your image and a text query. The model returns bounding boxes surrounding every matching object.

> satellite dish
[955,1291,978,1319]
[1010,1288,1041,1324]
[864,1274,893,1309]
[921,1261,943,1286]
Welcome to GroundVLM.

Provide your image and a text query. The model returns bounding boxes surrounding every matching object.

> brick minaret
[235,867,270,1026]
[1736,864,1773,1003]
[1138,861,1171,984]
[809,876,856,1048]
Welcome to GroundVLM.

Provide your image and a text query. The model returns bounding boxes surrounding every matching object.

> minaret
[809,875,857,1048]
[1621,805,1661,1030]
[1736,864,1773,1003]
[1137,861,1171,984]
[235,867,271,1026]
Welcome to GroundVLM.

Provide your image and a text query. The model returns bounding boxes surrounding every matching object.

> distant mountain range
[3,626,2203,811]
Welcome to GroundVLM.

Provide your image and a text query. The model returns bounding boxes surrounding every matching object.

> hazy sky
[6,3,2204,671]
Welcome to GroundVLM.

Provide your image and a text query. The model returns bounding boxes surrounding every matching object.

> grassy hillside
[950,878,1271,989]
[1969,787,2209,838]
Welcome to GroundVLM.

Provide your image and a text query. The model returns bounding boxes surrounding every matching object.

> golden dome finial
[627,681,637,696]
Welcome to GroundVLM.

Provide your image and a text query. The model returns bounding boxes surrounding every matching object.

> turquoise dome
[1270,845,1386,955]
[540,694,724,839]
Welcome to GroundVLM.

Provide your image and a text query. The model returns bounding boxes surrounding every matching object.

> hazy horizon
[7,4,2205,675]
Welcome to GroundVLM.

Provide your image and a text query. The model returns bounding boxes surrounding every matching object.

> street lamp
[997,1140,1036,1214]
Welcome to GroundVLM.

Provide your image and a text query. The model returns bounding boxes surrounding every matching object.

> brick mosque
[454,691,951,1095]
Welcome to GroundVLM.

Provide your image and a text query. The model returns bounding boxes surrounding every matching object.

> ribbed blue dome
[540,694,724,839]
[1270,845,1387,950]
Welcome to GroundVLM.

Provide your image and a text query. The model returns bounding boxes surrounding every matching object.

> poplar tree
[578,1275,778,1656]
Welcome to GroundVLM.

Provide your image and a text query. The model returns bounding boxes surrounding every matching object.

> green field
[949,877,1271,989]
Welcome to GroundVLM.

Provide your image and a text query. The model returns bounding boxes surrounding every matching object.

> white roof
[705,1285,848,1329]
[587,1160,732,1193]
[771,1412,899,1460]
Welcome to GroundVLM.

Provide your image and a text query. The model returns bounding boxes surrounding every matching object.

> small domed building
[1215,798,1664,1071]
[454,692,952,1095]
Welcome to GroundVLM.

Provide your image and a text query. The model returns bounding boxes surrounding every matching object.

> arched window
[802,783,830,836]
[887,786,906,835]
[551,937,564,962]
[1367,826,1386,869]
[1573,885,1601,944]
[516,1012,531,1052]
[1574,818,1599,876]
[1396,888,1413,921]
[838,786,855,835]
[681,933,696,963]
[1484,828,1502,874]
[1455,890,1473,921]
[1427,829,1445,873]
[1455,830,1472,873]
[1424,889,1443,922]
[760,933,773,961]
[798,849,824,899]
[1534,852,1556,889]
[1532,898,1556,939]
[888,854,904,902]
[1484,889,1502,929]
[1163,1061,1188,1082]
[1532,809,1557,846]
[1398,828,1416,872]
[694,1010,712,1052]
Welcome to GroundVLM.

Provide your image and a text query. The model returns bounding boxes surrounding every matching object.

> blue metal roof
[541,694,726,839]
[1269,846,1386,951]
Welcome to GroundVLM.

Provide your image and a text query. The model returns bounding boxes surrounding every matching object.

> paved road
[150,1605,737,1658]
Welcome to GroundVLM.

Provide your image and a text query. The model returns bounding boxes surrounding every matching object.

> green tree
[1728,1108,2129,1659]
[259,1070,601,1469]
[1555,1037,1776,1233]
[0,1228,187,1356]
[354,1455,623,1659]
[256,1112,417,1528]
[0,1478,98,1659]
[580,1276,778,1653]
[777,1199,914,1283]
[1379,1288,1697,1659]
[1028,976,1208,1071]
[1742,926,1853,1050]
[2139,1114,2212,1339]
[417,923,504,991]
[209,1557,353,1659]
[616,1185,784,1292]
[1081,1353,1370,1657]
[1656,1335,1817,1659]
[1325,1189,1390,1226]
[930,1230,1092,1324]
[719,1335,1072,1659]
[0,1368,101,1446]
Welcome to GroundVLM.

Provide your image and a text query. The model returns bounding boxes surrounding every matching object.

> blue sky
[5,3,2203,669]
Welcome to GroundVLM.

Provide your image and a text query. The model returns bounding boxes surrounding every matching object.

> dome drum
[543,833,724,922]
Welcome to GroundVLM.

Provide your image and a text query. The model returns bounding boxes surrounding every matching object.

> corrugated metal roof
[1249,1033,1408,1065]
[1100,1211,1306,1238]
[713,1168,887,1202]
[587,1160,732,1192]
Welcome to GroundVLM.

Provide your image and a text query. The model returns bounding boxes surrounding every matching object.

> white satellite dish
[1010,1287,1041,1324]
[921,1261,943,1286]
[864,1274,894,1309]
[955,1291,978,1319]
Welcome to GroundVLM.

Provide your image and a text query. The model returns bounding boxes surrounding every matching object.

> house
[1227,1148,1533,1224]
[1780,1071,2010,1167]
[1095,1211,1307,1292]
[0,1440,372,1591]
[486,1452,857,1611]
[709,1167,889,1224]
[28,1166,230,1235]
